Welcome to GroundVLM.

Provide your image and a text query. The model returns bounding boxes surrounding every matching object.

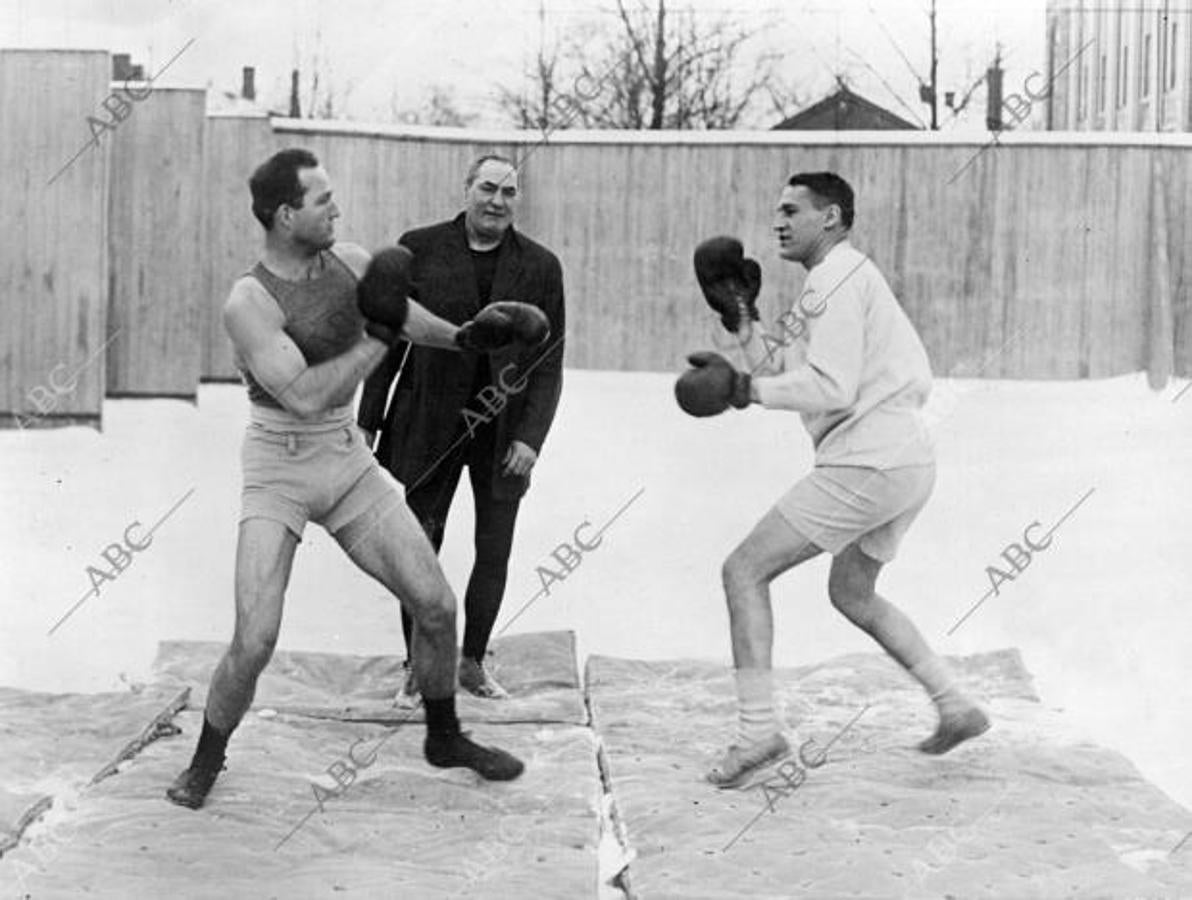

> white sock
[734,667,780,744]
[909,655,971,717]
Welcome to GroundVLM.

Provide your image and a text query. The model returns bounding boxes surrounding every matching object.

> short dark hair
[787,172,855,230]
[249,148,319,229]
[465,153,516,188]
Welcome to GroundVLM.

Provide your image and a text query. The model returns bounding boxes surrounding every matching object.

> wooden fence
[107,87,206,396]
[2,49,1188,428]
[1,50,110,426]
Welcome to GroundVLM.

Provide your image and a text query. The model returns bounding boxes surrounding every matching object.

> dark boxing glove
[694,236,762,333]
[358,246,414,344]
[674,351,752,417]
[456,301,550,353]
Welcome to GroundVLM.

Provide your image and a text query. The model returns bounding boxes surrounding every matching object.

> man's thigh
[731,507,825,582]
[233,517,299,637]
[774,465,934,563]
[404,447,468,549]
[469,480,521,560]
[330,471,453,615]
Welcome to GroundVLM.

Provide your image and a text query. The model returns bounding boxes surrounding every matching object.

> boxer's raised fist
[456,302,550,353]
[694,236,762,333]
[358,246,414,343]
[674,351,751,417]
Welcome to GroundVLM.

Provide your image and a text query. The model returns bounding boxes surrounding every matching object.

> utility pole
[650,0,667,130]
[538,0,548,130]
[986,45,1003,131]
[917,0,939,129]
[928,0,938,129]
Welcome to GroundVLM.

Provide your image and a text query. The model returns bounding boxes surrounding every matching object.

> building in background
[772,81,920,131]
[1046,0,1191,130]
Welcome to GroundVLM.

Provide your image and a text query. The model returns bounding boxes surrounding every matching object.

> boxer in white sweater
[677,172,989,788]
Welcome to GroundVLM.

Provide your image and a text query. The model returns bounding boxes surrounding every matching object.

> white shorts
[774,464,935,563]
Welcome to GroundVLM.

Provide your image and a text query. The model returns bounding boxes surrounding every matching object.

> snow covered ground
[2,368,1190,815]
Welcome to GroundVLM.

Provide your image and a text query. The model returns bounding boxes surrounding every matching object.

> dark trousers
[401,425,522,662]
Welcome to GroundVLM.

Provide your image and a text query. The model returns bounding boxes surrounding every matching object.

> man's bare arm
[401,299,461,350]
[223,280,387,418]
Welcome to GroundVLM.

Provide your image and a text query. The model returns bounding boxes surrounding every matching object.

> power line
[845,47,929,128]
[867,1,927,85]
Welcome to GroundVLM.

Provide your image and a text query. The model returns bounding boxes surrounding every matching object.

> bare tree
[285,22,356,119]
[497,14,612,132]
[306,70,355,119]
[763,75,808,124]
[498,41,568,130]
[396,85,477,128]
[502,0,780,131]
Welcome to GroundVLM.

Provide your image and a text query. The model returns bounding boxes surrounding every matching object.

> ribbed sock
[909,655,971,717]
[734,667,780,744]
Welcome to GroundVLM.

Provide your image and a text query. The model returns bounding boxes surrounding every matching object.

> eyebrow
[480,180,517,191]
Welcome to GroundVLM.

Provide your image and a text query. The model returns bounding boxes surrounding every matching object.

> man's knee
[722,545,761,599]
[828,564,875,622]
[414,587,456,635]
[229,628,278,673]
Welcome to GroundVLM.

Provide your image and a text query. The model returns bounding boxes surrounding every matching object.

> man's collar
[808,236,852,270]
[824,238,852,260]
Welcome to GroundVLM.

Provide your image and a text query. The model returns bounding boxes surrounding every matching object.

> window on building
[1142,34,1151,97]
[1172,23,1179,90]
[1077,61,1086,120]
[1099,53,1107,110]
[1119,45,1129,107]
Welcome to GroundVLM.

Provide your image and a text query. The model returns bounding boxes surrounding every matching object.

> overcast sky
[2,0,1048,130]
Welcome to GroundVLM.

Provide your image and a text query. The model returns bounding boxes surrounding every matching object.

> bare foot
[918,706,990,755]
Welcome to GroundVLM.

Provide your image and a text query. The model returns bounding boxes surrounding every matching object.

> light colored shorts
[240,405,397,540]
[774,464,936,563]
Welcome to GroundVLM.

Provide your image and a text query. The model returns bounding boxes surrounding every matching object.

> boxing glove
[694,236,762,333]
[456,302,550,352]
[358,246,414,344]
[674,351,752,417]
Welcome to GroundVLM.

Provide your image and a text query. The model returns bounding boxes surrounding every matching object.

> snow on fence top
[264,116,1192,149]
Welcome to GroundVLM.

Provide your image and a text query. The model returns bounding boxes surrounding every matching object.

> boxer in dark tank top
[166,148,527,812]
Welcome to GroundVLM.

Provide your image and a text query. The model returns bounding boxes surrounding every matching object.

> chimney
[289,69,301,117]
[242,66,256,101]
[112,53,132,80]
[985,58,1004,131]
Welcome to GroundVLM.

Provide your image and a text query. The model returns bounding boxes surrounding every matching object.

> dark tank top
[240,249,363,408]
